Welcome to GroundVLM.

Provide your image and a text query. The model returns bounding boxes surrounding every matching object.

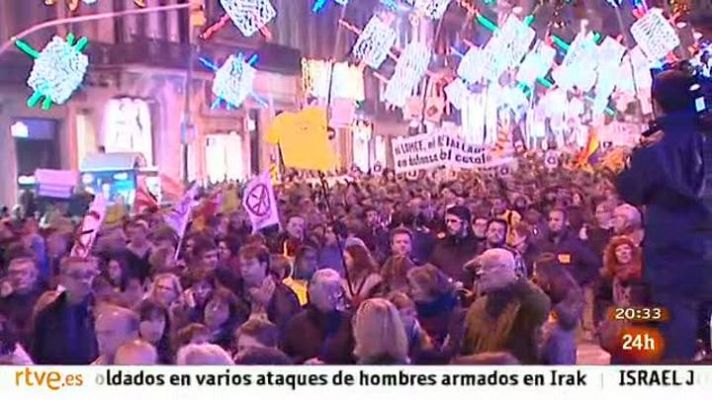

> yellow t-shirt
[266,107,336,172]
[283,277,308,306]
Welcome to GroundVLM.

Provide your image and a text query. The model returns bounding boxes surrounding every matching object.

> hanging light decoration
[383,41,431,108]
[352,16,398,69]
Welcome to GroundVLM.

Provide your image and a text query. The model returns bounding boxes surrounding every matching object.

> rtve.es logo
[14,368,84,391]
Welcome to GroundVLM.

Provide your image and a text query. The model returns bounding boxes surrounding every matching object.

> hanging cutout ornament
[208,53,257,109]
[457,46,484,84]
[516,40,556,87]
[479,15,535,82]
[383,41,431,108]
[414,0,452,19]
[352,16,397,69]
[551,32,599,92]
[444,78,469,110]
[630,8,680,61]
[220,0,276,37]
[17,34,89,110]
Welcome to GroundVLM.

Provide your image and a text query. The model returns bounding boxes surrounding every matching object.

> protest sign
[70,194,107,258]
[243,172,280,233]
[34,169,78,199]
[392,132,516,174]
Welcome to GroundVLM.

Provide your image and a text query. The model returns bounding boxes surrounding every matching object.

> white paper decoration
[352,16,398,69]
[414,0,452,20]
[630,8,680,61]
[444,78,469,110]
[516,40,556,87]
[383,42,431,108]
[479,15,536,82]
[220,0,277,37]
[552,32,599,91]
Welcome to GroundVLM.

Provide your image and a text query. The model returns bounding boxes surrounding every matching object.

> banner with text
[392,132,516,174]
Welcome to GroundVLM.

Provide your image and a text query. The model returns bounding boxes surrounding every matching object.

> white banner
[392,132,516,174]
[0,366,710,399]
[69,194,107,258]
[242,172,280,233]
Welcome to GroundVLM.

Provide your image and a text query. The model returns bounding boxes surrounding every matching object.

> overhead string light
[16,34,89,110]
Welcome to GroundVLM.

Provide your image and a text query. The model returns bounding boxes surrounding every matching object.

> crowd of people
[0,148,709,366]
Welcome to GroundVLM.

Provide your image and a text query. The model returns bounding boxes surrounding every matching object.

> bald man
[93,306,140,365]
[114,340,158,365]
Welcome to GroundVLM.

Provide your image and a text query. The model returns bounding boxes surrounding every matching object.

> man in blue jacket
[616,69,712,361]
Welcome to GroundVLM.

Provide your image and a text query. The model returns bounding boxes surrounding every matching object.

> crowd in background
[0,150,709,366]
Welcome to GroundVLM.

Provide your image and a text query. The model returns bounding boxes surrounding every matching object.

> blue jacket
[616,111,712,295]
[535,229,601,286]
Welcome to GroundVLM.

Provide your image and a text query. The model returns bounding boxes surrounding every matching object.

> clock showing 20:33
[609,306,670,322]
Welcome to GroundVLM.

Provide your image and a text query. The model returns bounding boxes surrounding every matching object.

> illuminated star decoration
[44,0,146,12]
[383,41,431,108]
[200,53,265,110]
[16,34,89,110]
[352,16,398,69]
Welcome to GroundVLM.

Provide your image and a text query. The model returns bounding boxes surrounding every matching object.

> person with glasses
[0,255,45,350]
[281,269,355,364]
[31,257,99,365]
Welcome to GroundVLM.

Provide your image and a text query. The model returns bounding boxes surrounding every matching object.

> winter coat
[535,229,601,287]
[281,305,355,364]
[429,234,479,282]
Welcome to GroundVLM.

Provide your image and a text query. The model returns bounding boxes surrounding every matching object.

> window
[205,133,245,184]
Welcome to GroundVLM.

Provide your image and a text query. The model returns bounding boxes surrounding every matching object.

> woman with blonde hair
[352,298,409,365]
[147,273,184,309]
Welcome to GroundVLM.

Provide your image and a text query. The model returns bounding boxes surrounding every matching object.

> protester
[352,298,409,365]
[601,236,646,308]
[0,256,44,349]
[429,206,479,282]
[387,292,431,362]
[0,314,33,365]
[281,269,355,364]
[32,257,99,365]
[283,245,318,306]
[203,288,246,351]
[93,305,140,365]
[114,340,158,365]
[237,244,300,329]
[342,244,383,306]
[135,300,173,364]
[406,265,465,363]
[233,318,291,365]
[462,249,551,364]
[176,343,234,365]
[611,204,644,246]
[532,254,584,365]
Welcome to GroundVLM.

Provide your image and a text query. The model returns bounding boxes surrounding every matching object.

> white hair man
[612,204,644,245]
[93,305,140,365]
[463,249,551,364]
[114,340,158,365]
[176,343,234,365]
[281,269,355,364]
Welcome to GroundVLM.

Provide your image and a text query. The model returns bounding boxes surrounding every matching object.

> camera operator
[616,69,712,362]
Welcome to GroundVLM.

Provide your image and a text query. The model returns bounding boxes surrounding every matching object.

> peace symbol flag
[242,172,280,233]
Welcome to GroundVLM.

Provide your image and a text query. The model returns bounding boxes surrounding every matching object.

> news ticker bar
[1,366,711,399]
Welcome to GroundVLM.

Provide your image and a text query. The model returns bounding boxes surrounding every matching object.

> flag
[192,190,219,232]
[70,194,107,258]
[575,128,601,169]
[134,176,159,213]
[160,173,185,203]
[242,172,279,233]
[265,107,336,171]
[220,186,240,214]
[164,184,197,239]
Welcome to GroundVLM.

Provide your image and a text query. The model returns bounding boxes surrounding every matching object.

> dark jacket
[535,229,601,286]
[281,305,355,364]
[616,111,712,296]
[236,280,300,331]
[414,292,466,364]
[429,234,479,282]
[585,226,613,258]
[462,278,551,364]
[31,292,98,365]
[0,286,44,349]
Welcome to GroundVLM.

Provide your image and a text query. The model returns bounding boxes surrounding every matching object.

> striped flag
[160,173,185,203]
[164,184,197,241]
